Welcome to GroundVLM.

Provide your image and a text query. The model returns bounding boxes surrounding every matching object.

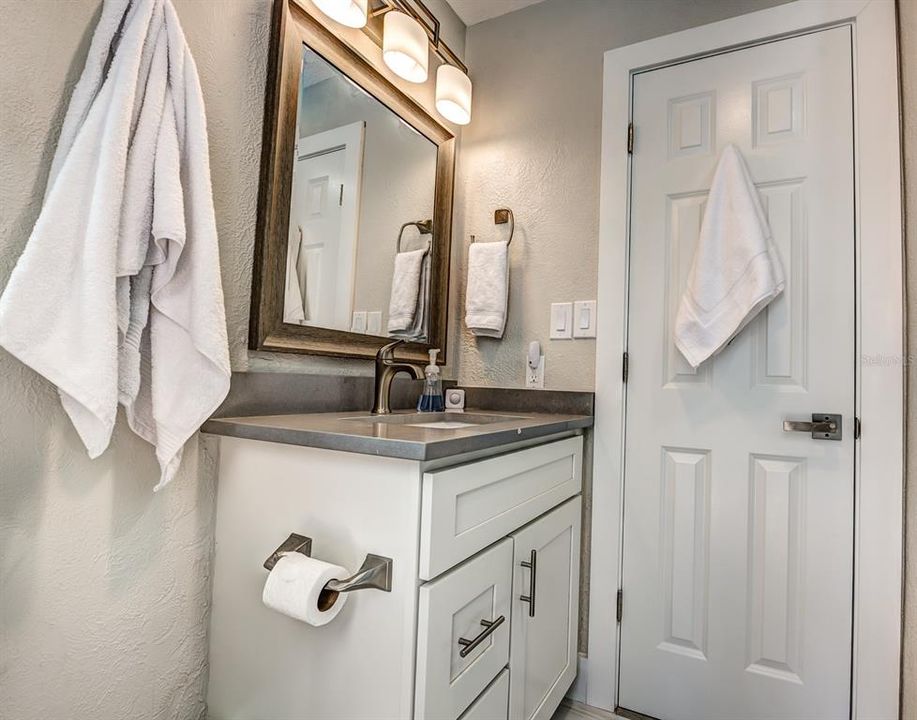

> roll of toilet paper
[262,553,349,626]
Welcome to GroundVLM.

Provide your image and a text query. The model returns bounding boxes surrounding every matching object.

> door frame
[587,1,903,717]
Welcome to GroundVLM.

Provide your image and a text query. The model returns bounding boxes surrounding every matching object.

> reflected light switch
[351,311,367,334]
[367,311,382,335]
[573,300,597,338]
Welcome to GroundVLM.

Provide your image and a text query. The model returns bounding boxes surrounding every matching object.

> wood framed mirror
[249,0,455,363]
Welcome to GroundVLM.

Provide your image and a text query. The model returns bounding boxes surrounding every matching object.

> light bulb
[435,64,472,125]
[312,0,367,29]
[383,11,429,83]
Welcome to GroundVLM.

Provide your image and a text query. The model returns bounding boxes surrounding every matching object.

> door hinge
[622,352,629,383]
[627,123,634,154]
[339,184,344,206]
[616,589,623,623]
[854,416,861,439]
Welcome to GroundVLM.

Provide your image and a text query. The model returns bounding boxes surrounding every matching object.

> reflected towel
[0,0,230,489]
[283,229,306,324]
[387,247,430,339]
[465,240,509,338]
[674,144,785,367]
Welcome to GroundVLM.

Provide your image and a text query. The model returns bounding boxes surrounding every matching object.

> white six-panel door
[620,27,855,720]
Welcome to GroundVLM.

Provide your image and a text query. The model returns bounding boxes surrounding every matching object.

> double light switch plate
[550,301,597,339]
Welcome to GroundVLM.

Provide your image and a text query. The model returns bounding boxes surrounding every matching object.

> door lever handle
[783,414,842,440]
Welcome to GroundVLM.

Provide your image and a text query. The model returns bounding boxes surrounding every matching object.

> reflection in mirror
[283,44,438,343]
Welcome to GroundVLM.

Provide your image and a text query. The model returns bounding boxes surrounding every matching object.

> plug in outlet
[526,341,545,389]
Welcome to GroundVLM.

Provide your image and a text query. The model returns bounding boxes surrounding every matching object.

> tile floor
[552,699,624,720]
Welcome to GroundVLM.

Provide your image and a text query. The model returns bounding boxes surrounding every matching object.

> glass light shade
[435,64,472,125]
[383,11,429,83]
[312,0,367,28]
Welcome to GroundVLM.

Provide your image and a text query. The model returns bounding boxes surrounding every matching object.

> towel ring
[471,208,514,246]
[397,219,433,253]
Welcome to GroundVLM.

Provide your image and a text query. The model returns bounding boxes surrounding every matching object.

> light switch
[573,300,597,338]
[351,311,367,334]
[549,303,573,339]
[367,311,382,335]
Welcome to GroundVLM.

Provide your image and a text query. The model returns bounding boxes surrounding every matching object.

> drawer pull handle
[457,615,505,658]
[520,549,537,617]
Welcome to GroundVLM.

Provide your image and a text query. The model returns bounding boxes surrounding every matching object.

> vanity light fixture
[315,0,473,124]
[312,0,368,28]
[435,64,472,125]
[383,11,429,83]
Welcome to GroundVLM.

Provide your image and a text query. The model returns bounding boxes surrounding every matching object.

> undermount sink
[343,412,523,429]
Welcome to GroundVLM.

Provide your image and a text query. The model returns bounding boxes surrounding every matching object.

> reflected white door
[286,121,364,329]
[620,27,854,720]
[289,146,346,327]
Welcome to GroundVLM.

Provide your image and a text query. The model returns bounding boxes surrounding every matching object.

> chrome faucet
[371,340,425,415]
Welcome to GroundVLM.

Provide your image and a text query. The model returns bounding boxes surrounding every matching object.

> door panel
[621,27,854,720]
[509,497,581,720]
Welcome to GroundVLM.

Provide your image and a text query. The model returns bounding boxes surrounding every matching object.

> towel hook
[396,219,433,253]
[472,208,514,246]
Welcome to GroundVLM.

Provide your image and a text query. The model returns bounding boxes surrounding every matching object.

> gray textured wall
[454,0,790,391]
[0,1,464,718]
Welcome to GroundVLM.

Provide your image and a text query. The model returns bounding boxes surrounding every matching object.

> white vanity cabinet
[206,432,583,720]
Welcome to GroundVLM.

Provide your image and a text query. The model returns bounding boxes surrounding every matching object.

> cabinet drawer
[420,436,582,580]
[415,539,513,720]
[459,670,509,720]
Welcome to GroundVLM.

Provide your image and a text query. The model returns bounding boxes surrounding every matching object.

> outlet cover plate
[526,354,545,389]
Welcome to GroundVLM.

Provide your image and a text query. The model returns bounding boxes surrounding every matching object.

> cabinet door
[509,497,581,720]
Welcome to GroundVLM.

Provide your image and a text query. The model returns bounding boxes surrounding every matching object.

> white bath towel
[674,145,785,368]
[0,0,230,489]
[387,247,430,339]
[465,240,509,338]
[283,228,306,324]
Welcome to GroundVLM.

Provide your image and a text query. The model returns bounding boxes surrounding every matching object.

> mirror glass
[283,44,438,342]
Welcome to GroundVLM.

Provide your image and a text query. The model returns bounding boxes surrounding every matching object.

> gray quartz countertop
[201,409,593,461]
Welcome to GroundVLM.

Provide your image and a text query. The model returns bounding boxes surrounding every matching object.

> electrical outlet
[526,353,545,389]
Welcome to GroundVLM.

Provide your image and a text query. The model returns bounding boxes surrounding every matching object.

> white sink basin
[404,420,479,429]
[343,412,522,429]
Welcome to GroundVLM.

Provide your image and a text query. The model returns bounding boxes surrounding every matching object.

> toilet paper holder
[262,533,393,593]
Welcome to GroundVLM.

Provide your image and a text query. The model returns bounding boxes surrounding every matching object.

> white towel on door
[0,0,230,490]
[674,145,785,368]
[465,240,509,338]
[387,247,430,339]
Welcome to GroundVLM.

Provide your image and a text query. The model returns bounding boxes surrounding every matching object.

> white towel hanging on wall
[0,0,230,489]
[674,144,785,368]
[465,239,510,338]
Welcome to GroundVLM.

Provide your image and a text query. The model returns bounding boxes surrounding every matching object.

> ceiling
[445,0,549,26]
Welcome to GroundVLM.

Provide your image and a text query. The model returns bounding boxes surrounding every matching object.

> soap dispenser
[417,349,444,412]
